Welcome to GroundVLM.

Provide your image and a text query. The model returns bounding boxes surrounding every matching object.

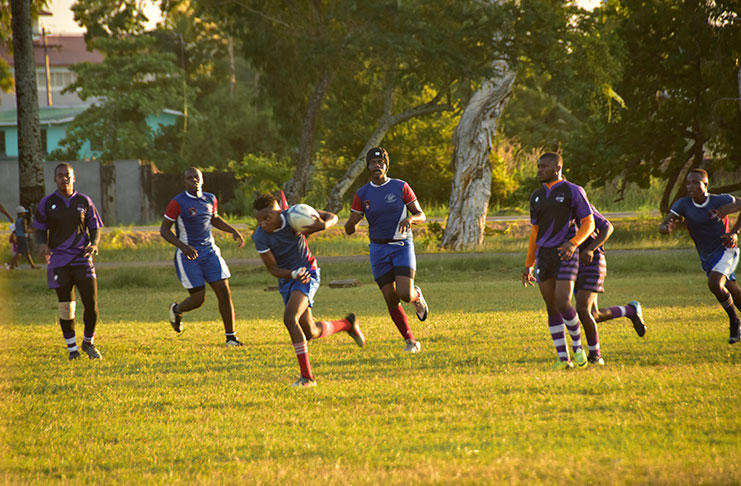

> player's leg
[708,271,740,343]
[209,278,242,345]
[390,242,428,321]
[554,277,587,368]
[725,280,741,343]
[284,289,316,385]
[577,290,603,364]
[74,270,102,359]
[169,252,208,332]
[54,275,79,360]
[538,277,570,368]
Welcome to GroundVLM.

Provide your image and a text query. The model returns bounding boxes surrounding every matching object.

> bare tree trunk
[283,69,334,205]
[11,0,45,212]
[325,86,453,213]
[440,61,515,250]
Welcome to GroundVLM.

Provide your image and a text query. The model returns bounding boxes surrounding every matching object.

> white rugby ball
[286,204,320,232]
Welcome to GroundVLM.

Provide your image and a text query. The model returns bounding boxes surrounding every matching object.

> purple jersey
[529,180,592,248]
[351,178,417,242]
[33,190,103,268]
[164,191,220,255]
[670,194,736,270]
[579,206,610,255]
[252,211,318,272]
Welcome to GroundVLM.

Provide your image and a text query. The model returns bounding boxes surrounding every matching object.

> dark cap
[366,147,389,164]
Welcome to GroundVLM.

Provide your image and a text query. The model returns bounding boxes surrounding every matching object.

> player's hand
[558,241,577,261]
[232,230,245,248]
[398,217,412,234]
[182,245,198,260]
[522,267,536,287]
[579,249,594,265]
[39,244,51,264]
[302,216,326,235]
[290,267,310,283]
[720,232,738,248]
[83,244,99,256]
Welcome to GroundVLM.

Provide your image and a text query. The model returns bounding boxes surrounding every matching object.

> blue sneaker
[628,301,646,337]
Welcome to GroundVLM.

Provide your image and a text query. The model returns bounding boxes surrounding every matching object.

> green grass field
[1,246,740,485]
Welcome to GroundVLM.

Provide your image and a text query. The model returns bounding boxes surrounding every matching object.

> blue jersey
[252,211,318,271]
[14,216,26,237]
[670,193,736,267]
[529,180,593,248]
[164,191,220,255]
[351,178,417,241]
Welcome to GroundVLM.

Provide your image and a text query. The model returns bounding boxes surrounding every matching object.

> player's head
[686,169,709,199]
[366,147,389,180]
[254,193,282,232]
[536,152,562,183]
[54,163,75,194]
[184,167,203,195]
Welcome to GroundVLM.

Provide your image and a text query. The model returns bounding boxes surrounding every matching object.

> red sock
[318,319,352,338]
[388,305,414,341]
[293,341,313,380]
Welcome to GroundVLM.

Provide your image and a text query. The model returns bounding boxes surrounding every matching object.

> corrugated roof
[0,35,103,67]
[0,105,88,126]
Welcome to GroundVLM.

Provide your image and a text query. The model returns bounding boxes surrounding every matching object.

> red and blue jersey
[351,178,417,241]
[252,211,318,271]
[670,194,737,268]
[164,191,220,255]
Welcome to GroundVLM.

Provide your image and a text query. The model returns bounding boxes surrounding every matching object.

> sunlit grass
[1,252,740,485]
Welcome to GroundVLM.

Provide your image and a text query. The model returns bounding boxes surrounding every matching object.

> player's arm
[258,249,310,283]
[303,210,338,236]
[84,227,100,256]
[719,197,741,247]
[159,217,198,260]
[211,215,245,248]
[558,214,594,261]
[344,211,363,235]
[659,212,682,234]
[580,220,613,265]
[399,200,426,233]
[711,197,741,220]
[523,225,538,287]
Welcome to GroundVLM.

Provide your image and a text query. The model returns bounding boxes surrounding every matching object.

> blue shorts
[279,268,320,307]
[174,249,231,289]
[535,246,579,283]
[576,252,606,293]
[369,240,416,287]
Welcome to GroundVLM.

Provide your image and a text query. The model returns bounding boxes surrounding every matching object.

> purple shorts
[576,252,606,293]
[535,246,579,283]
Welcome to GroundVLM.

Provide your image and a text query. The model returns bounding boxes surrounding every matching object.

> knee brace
[59,301,76,320]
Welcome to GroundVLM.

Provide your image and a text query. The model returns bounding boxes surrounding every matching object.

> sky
[41,0,604,35]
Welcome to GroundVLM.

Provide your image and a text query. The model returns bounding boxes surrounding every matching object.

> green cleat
[552,359,574,371]
[574,348,588,369]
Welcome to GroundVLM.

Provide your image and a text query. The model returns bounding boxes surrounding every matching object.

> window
[36,70,77,90]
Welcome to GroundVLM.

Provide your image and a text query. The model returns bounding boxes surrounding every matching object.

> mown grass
[1,251,740,485]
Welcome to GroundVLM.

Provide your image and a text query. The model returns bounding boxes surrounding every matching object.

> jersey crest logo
[555,195,565,203]
[51,204,57,210]
[76,205,85,213]
[384,194,397,204]
[188,207,197,216]
[363,200,371,210]
[534,197,539,203]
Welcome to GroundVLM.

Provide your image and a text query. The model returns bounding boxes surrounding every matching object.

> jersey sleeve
[592,207,609,230]
[571,185,593,220]
[85,199,104,229]
[401,182,417,205]
[212,195,219,217]
[164,199,181,221]
[350,192,364,214]
[252,228,271,254]
[33,196,49,231]
[669,198,684,217]
[529,195,537,225]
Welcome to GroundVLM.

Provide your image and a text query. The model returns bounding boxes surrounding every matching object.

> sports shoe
[345,313,365,347]
[413,285,428,321]
[169,302,183,333]
[729,320,740,344]
[225,337,243,347]
[588,353,605,366]
[628,300,646,337]
[290,376,316,388]
[68,350,80,360]
[404,339,421,353]
[574,348,588,369]
[81,341,102,359]
[552,359,574,371]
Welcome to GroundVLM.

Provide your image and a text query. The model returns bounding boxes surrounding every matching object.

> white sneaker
[413,285,428,321]
[404,339,421,353]
[290,376,316,388]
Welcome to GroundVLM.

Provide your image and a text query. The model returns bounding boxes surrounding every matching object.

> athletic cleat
[628,300,646,337]
[290,376,316,388]
[169,302,183,333]
[574,348,588,369]
[345,313,365,347]
[552,359,573,370]
[588,353,605,366]
[68,350,80,360]
[729,320,740,344]
[413,285,428,321]
[225,338,243,347]
[81,342,102,359]
[404,339,421,353]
